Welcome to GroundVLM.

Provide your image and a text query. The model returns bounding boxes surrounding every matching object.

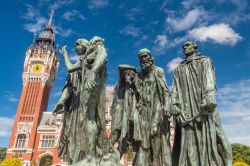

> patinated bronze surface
[110,49,172,166]
[53,37,119,166]
[132,48,172,166]
[170,41,232,166]
[110,64,139,157]
[53,36,232,166]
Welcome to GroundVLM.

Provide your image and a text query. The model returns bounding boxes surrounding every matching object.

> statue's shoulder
[196,53,210,60]
[198,55,213,65]
[154,66,165,78]
[194,55,215,71]
[173,60,184,73]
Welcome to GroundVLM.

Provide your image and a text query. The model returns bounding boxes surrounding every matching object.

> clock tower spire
[36,9,56,51]
[6,10,59,166]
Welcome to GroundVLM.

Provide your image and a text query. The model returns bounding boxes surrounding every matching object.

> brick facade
[6,11,60,166]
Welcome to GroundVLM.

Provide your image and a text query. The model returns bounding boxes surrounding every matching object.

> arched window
[39,155,53,166]
[15,134,26,148]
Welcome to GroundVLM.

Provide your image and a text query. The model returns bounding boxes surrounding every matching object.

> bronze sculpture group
[53,38,232,166]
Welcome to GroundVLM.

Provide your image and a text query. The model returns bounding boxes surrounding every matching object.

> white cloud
[54,26,74,38]
[119,24,141,37]
[49,0,74,10]
[4,92,19,102]
[217,79,250,146]
[22,4,75,38]
[181,0,201,9]
[22,4,39,20]
[0,117,14,137]
[166,8,207,32]
[169,36,187,48]
[160,0,170,12]
[153,34,168,55]
[23,17,48,33]
[155,34,168,47]
[230,136,250,146]
[166,57,183,73]
[219,0,250,26]
[231,0,248,11]
[153,35,188,54]
[188,23,242,45]
[88,0,109,10]
[62,10,86,21]
[213,0,250,25]
[126,7,143,21]
[133,35,150,48]
[22,4,47,33]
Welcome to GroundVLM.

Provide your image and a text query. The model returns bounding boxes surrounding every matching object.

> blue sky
[0,0,249,147]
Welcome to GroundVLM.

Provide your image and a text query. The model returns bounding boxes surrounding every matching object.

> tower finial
[31,33,37,48]
[47,9,55,29]
[36,10,56,50]
[29,33,37,48]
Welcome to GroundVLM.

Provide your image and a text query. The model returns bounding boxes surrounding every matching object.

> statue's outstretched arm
[60,46,81,73]
[52,85,72,115]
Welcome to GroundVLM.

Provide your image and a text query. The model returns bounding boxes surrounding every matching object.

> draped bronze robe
[171,55,232,166]
[58,45,108,165]
[133,66,172,166]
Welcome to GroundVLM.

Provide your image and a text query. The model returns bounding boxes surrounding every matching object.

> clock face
[32,64,43,73]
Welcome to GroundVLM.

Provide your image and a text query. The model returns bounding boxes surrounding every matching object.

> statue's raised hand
[59,45,68,58]
[52,102,63,116]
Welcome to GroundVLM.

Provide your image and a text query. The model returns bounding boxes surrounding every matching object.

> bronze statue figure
[170,41,232,166]
[53,37,119,166]
[53,38,90,164]
[132,48,172,166]
[52,35,232,166]
[110,64,139,158]
[110,49,172,166]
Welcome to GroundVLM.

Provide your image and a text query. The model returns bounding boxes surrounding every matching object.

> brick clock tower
[6,10,59,165]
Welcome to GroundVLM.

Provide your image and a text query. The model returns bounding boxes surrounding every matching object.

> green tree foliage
[39,155,53,166]
[232,143,250,164]
[0,148,7,163]
[126,151,134,162]
[233,161,249,166]
[0,158,22,166]
[122,151,135,162]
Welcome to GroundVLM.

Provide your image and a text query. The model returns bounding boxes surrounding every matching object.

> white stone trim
[7,148,33,153]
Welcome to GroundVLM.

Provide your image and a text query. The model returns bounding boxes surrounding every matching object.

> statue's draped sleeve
[170,70,182,116]
[153,67,170,125]
[110,85,124,133]
[201,58,216,107]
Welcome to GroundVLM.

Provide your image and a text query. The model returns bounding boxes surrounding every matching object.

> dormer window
[40,135,55,148]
